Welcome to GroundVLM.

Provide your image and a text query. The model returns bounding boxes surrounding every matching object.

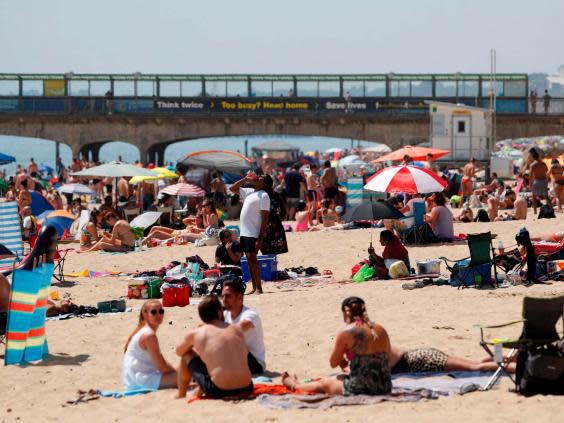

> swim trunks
[187,356,253,398]
[532,178,549,197]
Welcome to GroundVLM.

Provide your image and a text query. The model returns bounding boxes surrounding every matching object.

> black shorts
[106,184,113,193]
[248,353,264,375]
[307,190,317,202]
[239,236,257,254]
[324,186,338,199]
[188,356,253,398]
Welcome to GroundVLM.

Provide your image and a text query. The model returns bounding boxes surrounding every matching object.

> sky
[1,0,563,75]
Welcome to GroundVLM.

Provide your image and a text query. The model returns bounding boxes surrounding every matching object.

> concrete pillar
[155,145,167,167]
[79,146,90,161]
[139,147,149,165]
[91,144,102,163]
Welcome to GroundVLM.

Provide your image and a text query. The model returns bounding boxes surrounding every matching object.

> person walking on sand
[175,295,253,399]
[529,149,549,215]
[461,158,476,205]
[230,173,270,294]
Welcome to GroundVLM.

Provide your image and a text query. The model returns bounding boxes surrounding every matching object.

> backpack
[516,346,564,396]
[538,204,556,219]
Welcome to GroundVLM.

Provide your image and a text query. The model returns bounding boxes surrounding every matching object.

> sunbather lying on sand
[79,213,136,252]
[282,297,392,395]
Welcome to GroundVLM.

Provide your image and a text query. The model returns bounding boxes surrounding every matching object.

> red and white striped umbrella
[364,166,447,194]
[161,183,206,197]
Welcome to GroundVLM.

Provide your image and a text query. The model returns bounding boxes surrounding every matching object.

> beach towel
[0,202,23,267]
[4,262,55,365]
[187,384,315,403]
[256,388,441,410]
[392,371,497,394]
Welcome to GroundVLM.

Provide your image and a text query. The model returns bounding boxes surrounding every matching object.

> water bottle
[497,240,504,255]
[134,239,140,252]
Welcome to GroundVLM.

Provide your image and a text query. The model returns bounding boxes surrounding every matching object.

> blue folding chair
[399,201,426,244]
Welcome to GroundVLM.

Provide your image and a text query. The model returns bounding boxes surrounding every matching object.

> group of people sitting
[122,292,511,400]
[122,279,265,399]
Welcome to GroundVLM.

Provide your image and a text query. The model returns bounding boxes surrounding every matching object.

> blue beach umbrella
[39,163,54,174]
[0,152,16,165]
[30,191,54,216]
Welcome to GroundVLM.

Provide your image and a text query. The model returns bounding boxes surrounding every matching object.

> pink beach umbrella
[161,183,206,197]
[364,165,447,194]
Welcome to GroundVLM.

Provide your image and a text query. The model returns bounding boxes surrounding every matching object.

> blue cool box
[449,259,492,287]
[241,255,278,282]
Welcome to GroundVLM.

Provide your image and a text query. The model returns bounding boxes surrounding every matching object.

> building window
[457,121,466,133]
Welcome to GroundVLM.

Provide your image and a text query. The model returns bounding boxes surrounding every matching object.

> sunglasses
[148,309,165,315]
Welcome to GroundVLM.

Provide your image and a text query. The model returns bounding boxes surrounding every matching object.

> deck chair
[0,202,24,268]
[479,295,564,392]
[4,225,57,365]
[399,201,426,245]
[27,235,70,283]
[156,206,173,226]
[440,232,498,288]
[123,207,140,223]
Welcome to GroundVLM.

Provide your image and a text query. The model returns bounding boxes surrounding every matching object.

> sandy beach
[1,214,563,423]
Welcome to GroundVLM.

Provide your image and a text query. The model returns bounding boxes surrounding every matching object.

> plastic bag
[352,264,375,283]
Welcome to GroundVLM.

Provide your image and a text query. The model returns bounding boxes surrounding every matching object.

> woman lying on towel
[282,297,392,395]
[123,300,177,390]
[389,346,515,374]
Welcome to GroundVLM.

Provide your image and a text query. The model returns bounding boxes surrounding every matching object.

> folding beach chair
[0,202,24,268]
[440,232,498,288]
[4,225,57,365]
[399,201,426,245]
[479,295,564,392]
[27,235,70,284]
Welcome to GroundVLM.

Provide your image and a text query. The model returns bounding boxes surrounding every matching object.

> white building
[427,101,493,161]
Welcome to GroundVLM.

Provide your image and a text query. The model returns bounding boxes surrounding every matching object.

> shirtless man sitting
[461,158,476,204]
[79,212,136,252]
[175,295,253,399]
[529,149,549,215]
[496,193,528,221]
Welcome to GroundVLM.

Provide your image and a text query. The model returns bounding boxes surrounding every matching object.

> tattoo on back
[349,328,368,354]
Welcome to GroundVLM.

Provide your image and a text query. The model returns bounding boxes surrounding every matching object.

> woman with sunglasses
[123,300,177,390]
[282,297,392,395]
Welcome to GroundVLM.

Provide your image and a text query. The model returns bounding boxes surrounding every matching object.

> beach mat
[5,263,54,365]
[256,388,441,410]
[392,371,496,394]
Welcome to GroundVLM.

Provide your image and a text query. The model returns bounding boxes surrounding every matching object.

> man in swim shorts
[461,158,476,205]
[529,150,549,215]
[176,295,253,399]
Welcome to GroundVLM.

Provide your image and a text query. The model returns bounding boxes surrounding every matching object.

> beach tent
[30,191,54,216]
[0,202,23,267]
[40,210,75,239]
[178,150,252,172]
[0,152,16,165]
[362,143,392,154]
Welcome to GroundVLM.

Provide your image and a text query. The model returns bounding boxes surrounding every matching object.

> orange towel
[187,384,314,403]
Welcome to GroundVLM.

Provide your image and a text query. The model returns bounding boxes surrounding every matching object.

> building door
[452,115,471,160]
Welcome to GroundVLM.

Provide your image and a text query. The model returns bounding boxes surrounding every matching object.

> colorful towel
[98,388,156,398]
[5,263,55,365]
[187,384,314,403]
[0,202,23,267]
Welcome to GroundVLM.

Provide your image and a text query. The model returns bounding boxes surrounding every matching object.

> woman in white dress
[123,300,177,390]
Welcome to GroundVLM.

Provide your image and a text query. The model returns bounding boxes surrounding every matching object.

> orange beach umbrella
[374,146,450,163]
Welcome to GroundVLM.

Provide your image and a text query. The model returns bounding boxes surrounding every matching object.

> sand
[1,215,563,423]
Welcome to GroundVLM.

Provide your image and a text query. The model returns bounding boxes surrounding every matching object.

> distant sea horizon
[0,134,377,176]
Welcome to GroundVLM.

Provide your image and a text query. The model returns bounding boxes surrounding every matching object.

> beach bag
[388,260,409,279]
[161,284,190,307]
[538,204,555,219]
[517,347,564,396]
[352,264,375,282]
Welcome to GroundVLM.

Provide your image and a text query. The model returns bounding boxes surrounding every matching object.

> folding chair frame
[440,232,499,289]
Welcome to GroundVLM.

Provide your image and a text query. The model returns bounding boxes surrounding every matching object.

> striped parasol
[161,183,206,197]
[364,165,447,194]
